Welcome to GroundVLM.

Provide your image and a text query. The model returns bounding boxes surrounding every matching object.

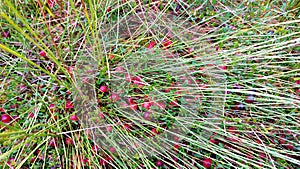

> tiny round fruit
[130,103,138,110]
[143,112,151,120]
[65,137,73,145]
[1,31,10,38]
[202,158,212,168]
[123,124,131,131]
[142,102,151,110]
[109,147,116,153]
[156,160,163,167]
[235,103,245,110]
[70,115,78,121]
[99,86,108,93]
[246,95,255,103]
[65,100,74,109]
[1,114,11,123]
[173,144,180,149]
[39,51,47,57]
[148,41,155,49]
[109,93,119,102]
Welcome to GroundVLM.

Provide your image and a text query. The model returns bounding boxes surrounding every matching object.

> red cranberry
[219,65,227,70]
[99,86,108,93]
[92,145,99,153]
[156,160,163,167]
[148,41,155,49]
[173,144,180,149]
[228,126,237,134]
[70,115,78,121]
[1,31,10,38]
[109,93,119,102]
[286,144,294,151]
[235,103,245,110]
[142,102,151,110]
[65,137,73,145]
[107,126,113,132]
[246,95,255,103]
[202,158,212,168]
[49,139,57,148]
[0,108,5,113]
[123,124,131,131]
[65,100,74,109]
[39,51,47,57]
[143,112,152,120]
[163,39,172,48]
[151,128,159,135]
[109,147,116,153]
[130,103,138,110]
[1,114,11,123]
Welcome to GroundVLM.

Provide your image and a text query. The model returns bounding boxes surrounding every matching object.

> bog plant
[0,0,300,168]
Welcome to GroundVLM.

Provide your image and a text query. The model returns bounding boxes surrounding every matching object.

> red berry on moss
[286,144,294,151]
[100,86,108,93]
[39,51,47,57]
[156,160,163,167]
[1,114,11,123]
[92,145,99,153]
[202,158,212,169]
[109,147,116,153]
[1,31,10,38]
[65,100,74,109]
[235,103,245,110]
[65,137,73,145]
[109,93,119,102]
[142,102,151,110]
[148,41,155,49]
[70,115,78,121]
[144,111,152,120]
[173,144,180,149]
[130,103,138,111]
[246,95,255,103]
[49,139,57,148]
[0,108,5,113]
[123,124,131,131]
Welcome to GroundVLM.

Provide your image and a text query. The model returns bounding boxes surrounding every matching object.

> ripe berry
[1,114,11,123]
[235,103,245,110]
[246,95,255,103]
[173,144,180,149]
[130,103,138,111]
[70,115,78,121]
[99,86,108,93]
[65,100,74,109]
[1,31,10,38]
[143,112,151,120]
[65,137,73,145]
[92,145,100,153]
[123,124,131,131]
[151,128,159,135]
[109,147,116,153]
[39,51,47,57]
[202,158,212,169]
[156,160,163,167]
[142,102,151,110]
[49,139,57,148]
[219,65,227,70]
[0,108,5,113]
[148,41,155,49]
[109,93,119,102]
[286,144,294,151]
[107,126,113,132]
[228,126,237,134]
[163,39,172,48]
